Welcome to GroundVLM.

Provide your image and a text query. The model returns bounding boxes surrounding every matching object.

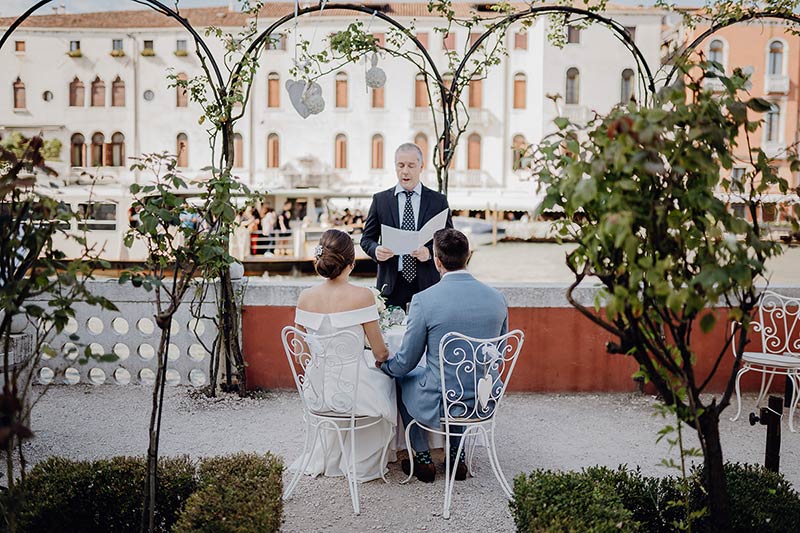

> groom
[379,228,509,482]
[360,143,452,310]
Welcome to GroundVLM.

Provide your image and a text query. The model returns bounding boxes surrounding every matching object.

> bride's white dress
[291,304,397,482]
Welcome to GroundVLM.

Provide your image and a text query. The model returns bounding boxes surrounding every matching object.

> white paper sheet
[381,208,449,255]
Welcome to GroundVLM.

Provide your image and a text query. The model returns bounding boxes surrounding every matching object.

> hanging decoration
[365,52,386,89]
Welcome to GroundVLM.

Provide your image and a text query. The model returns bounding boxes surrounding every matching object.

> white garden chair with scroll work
[730,290,800,432]
[401,329,525,519]
[281,326,393,515]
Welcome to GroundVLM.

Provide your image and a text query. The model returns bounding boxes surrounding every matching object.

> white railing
[765,75,790,95]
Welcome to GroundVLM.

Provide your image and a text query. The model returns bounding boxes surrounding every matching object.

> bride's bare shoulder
[350,285,376,307]
[296,285,321,308]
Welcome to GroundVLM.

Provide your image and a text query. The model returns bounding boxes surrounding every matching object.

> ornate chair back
[438,329,525,424]
[755,290,800,357]
[281,326,364,419]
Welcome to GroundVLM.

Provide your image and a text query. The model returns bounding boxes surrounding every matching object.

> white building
[0,2,665,211]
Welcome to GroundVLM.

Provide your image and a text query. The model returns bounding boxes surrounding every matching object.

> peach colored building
[691,20,800,222]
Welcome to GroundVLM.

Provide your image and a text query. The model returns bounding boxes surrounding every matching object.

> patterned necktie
[401,190,417,283]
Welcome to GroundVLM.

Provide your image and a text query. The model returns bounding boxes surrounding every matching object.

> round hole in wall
[187,318,205,337]
[139,368,155,385]
[167,343,180,361]
[40,342,53,360]
[137,318,154,335]
[89,367,106,385]
[64,317,78,334]
[114,367,131,385]
[143,89,155,101]
[87,317,103,335]
[189,368,207,387]
[62,342,78,361]
[113,343,130,360]
[112,317,129,335]
[170,319,180,335]
[42,90,53,102]
[138,343,155,360]
[165,369,180,386]
[89,342,104,357]
[188,343,206,362]
[39,367,54,385]
[64,367,80,385]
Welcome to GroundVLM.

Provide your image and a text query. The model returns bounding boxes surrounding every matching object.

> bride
[291,229,396,482]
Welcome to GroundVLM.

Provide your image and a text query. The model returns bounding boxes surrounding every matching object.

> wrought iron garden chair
[730,290,800,432]
[281,325,392,515]
[401,329,525,519]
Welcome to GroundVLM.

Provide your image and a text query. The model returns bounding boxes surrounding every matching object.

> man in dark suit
[361,143,452,309]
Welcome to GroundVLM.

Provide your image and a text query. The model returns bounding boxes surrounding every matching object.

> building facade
[1,2,664,211]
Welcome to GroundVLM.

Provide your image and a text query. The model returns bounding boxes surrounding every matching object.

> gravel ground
[22,385,800,532]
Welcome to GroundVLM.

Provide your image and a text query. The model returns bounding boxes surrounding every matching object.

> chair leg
[789,373,800,433]
[443,426,474,520]
[379,427,393,483]
[756,371,776,408]
[284,419,317,500]
[730,366,749,422]
[349,427,361,515]
[466,432,478,477]
[333,428,360,515]
[486,426,513,499]
[400,420,417,484]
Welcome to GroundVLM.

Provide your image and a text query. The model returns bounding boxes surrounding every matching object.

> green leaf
[699,312,716,333]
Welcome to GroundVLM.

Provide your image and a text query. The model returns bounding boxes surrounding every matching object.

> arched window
[371,86,384,108]
[513,73,526,109]
[709,39,725,71]
[12,77,25,109]
[512,134,527,171]
[335,72,348,108]
[176,72,188,107]
[69,77,84,107]
[176,133,188,167]
[371,134,384,169]
[467,133,481,170]
[768,41,784,76]
[620,68,635,104]
[565,67,580,105]
[233,133,243,168]
[91,77,105,107]
[70,133,85,167]
[468,78,482,109]
[414,133,428,168]
[415,73,429,108]
[267,72,280,108]
[110,132,125,167]
[111,76,125,107]
[267,133,279,168]
[91,132,105,167]
[334,134,347,169]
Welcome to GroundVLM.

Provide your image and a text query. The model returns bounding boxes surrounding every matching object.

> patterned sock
[450,446,465,463]
[414,451,432,465]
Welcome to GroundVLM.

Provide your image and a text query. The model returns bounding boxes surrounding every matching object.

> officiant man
[361,143,452,309]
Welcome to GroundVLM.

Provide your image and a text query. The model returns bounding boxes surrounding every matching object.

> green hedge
[4,453,283,533]
[512,464,800,533]
[15,456,196,533]
[173,452,284,533]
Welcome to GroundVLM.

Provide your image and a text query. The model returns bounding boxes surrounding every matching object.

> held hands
[375,246,394,262]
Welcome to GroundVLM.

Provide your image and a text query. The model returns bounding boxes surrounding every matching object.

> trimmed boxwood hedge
[173,452,284,533]
[511,463,800,533]
[3,453,283,533]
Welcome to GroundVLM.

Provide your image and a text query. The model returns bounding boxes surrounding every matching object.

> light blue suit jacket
[381,271,508,429]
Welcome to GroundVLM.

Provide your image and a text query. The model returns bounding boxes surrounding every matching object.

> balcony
[465,108,492,128]
[447,169,501,188]
[702,77,725,93]
[762,141,787,159]
[765,75,790,95]
[410,107,435,127]
[561,105,592,125]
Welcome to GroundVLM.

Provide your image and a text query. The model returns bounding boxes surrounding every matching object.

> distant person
[275,201,293,255]
[360,143,452,310]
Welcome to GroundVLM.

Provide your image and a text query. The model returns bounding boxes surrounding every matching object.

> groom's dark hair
[433,228,470,271]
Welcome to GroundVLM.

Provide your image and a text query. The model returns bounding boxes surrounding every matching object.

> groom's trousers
[396,369,462,454]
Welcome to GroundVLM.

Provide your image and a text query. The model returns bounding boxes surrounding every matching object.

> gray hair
[394,143,424,166]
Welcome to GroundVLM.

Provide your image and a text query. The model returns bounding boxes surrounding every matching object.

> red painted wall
[242,306,766,393]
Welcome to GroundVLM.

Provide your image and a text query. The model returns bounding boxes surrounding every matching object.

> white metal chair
[281,326,392,515]
[730,290,800,431]
[401,329,525,519]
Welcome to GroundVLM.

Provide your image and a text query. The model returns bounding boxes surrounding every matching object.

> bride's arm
[363,320,389,362]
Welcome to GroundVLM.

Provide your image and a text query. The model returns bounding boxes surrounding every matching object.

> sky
[1,0,701,18]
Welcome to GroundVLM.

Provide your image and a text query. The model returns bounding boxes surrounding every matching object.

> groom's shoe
[401,459,436,483]
[442,460,468,481]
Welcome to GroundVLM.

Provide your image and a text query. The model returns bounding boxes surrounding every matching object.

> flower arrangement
[369,286,405,332]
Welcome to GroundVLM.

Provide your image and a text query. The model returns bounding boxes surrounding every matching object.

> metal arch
[663,10,800,87]
[453,5,658,106]
[0,0,226,95]
[239,3,447,113]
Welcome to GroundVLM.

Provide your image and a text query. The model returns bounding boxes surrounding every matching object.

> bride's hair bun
[315,229,355,279]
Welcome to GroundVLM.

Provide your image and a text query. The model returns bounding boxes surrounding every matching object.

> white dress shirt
[394,182,422,271]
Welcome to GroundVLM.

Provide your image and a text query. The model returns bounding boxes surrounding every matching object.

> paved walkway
[25,385,800,532]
